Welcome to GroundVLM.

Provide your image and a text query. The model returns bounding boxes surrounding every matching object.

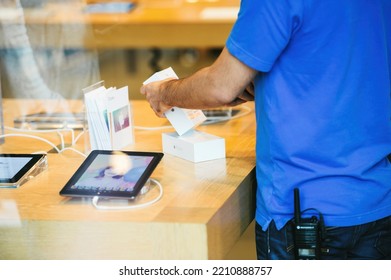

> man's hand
[140,78,174,117]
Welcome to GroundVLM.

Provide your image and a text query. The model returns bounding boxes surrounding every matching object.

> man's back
[227,0,391,230]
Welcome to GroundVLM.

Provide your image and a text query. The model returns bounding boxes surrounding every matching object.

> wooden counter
[14,0,240,48]
[0,98,256,259]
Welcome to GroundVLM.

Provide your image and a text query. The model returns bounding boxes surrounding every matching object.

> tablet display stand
[0,154,48,188]
[15,155,48,188]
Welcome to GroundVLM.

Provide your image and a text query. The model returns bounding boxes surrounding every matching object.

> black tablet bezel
[59,150,164,199]
[0,154,46,185]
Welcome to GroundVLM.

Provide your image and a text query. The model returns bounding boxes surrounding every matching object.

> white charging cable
[0,133,61,153]
[91,178,163,210]
[3,126,87,156]
[5,126,76,148]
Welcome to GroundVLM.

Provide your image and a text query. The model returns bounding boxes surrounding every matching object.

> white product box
[143,67,207,136]
[162,130,225,163]
[164,107,206,136]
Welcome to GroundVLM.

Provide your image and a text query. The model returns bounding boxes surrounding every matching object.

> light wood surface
[17,0,240,48]
[0,98,256,259]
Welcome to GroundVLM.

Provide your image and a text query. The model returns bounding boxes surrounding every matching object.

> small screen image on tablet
[59,150,164,199]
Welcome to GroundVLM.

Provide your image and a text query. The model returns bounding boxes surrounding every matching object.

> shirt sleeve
[226,0,304,72]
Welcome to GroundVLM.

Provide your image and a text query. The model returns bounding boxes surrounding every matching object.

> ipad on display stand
[59,150,164,200]
[0,154,48,188]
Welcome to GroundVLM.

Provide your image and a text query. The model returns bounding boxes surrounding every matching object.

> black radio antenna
[294,188,301,224]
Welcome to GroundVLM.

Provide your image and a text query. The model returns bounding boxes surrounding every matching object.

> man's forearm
[141,47,257,116]
[160,67,231,109]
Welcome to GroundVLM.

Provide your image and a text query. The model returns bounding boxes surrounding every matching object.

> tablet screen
[0,157,32,179]
[0,154,46,186]
[59,150,163,199]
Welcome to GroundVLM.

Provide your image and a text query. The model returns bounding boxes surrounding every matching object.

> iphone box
[162,130,225,163]
[164,107,206,136]
[143,67,207,136]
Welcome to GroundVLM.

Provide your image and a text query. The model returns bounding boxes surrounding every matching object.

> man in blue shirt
[141,0,391,259]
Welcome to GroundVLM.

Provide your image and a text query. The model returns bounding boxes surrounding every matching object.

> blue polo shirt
[226,0,391,230]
